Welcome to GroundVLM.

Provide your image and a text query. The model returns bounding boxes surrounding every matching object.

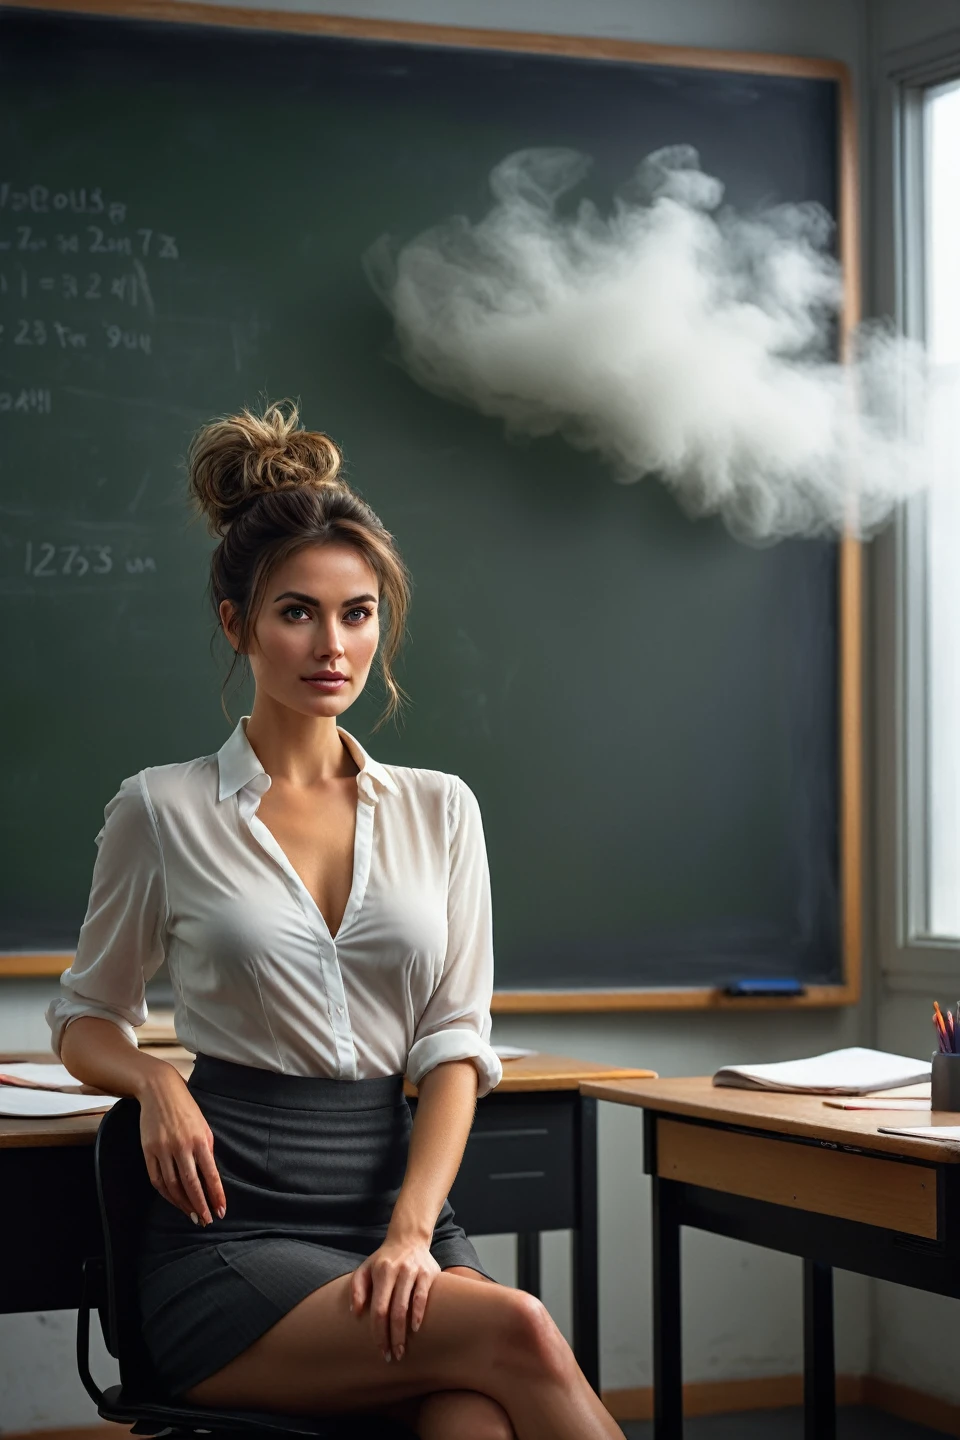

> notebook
[0,1062,87,1091]
[878,1124,960,1146]
[0,1088,118,1118]
[713,1047,931,1095]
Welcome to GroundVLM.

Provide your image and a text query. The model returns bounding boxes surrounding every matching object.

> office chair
[77,1095,415,1439]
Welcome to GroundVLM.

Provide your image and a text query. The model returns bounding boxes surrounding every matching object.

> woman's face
[220,542,381,720]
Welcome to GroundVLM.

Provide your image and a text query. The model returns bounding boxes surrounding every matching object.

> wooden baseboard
[1,1430,128,1440]
[863,1376,960,1439]
[9,1375,960,1439]
[601,1371,864,1420]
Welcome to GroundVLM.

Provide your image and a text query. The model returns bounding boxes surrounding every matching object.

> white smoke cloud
[364,145,947,544]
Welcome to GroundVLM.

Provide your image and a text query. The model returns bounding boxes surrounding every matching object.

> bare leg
[413,1388,515,1439]
[184,1268,624,1440]
[375,1271,515,1440]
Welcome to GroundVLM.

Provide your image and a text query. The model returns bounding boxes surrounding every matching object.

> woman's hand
[137,1067,226,1227]
[350,1230,440,1362]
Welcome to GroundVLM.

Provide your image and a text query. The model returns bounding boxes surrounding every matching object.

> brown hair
[188,400,411,730]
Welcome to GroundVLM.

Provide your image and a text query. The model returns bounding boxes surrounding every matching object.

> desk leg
[572,1095,600,1394]
[652,1175,683,1440]
[803,1259,836,1440]
[517,1232,541,1297]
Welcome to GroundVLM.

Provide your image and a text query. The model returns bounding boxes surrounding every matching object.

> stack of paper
[713,1047,931,1096]
[0,1062,118,1118]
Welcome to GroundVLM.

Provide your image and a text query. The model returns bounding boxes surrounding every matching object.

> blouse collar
[217,715,399,805]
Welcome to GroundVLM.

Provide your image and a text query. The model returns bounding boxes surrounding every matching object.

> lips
[305,672,346,681]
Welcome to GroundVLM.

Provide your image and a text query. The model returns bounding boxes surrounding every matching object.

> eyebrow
[273,591,378,607]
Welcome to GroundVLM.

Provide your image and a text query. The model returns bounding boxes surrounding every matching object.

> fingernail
[412,1320,420,1333]
[383,1351,392,1363]
[217,1205,226,1220]
[396,1345,404,1361]
[189,1212,199,1226]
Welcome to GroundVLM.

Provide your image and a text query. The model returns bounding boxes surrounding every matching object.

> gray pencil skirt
[137,1053,491,1397]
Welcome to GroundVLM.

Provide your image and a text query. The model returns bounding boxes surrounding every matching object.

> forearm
[389,1058,479,1241]
[60,1015,185,1102]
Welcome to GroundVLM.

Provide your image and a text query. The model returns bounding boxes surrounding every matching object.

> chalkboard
[0,7,859,1000]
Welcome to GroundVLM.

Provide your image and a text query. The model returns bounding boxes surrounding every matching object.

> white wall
[1,0,876,1429]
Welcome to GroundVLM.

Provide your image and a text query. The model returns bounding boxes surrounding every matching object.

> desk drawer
[449,1100,576,1235]
[657,1118,939,1239]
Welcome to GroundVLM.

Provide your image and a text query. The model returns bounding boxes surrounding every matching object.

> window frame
[876,33,960,990]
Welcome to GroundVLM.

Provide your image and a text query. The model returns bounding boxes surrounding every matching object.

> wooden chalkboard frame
[1,0,862,1012]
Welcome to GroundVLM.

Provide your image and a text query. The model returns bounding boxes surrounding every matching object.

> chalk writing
[0,319,152,352]
[0,185,181,376]
[22,543,158,578]
[25,542,114,577]
[0,228,179,257]
[3,270,150,308]
[0,184,126,224]
[0,388,51,414]
[104,324,151,353]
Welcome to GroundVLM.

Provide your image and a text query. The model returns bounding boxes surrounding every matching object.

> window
[923,80,960,940]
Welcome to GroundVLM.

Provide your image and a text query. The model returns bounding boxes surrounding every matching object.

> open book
[713,1047,931,1096]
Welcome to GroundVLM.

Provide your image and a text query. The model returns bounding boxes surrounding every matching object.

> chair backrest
[91,1098,416,1438]
[93,1095,165,1397]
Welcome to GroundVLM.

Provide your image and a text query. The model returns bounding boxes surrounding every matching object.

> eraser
[723,978,806,998]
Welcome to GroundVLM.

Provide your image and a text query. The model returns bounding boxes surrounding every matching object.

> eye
[345,606,375,624]
[280,605,310,622]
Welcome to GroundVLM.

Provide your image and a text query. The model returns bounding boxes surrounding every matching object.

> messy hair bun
[187,400,411,731]
[188,401,344,537]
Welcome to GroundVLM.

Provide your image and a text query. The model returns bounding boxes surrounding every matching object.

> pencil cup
[931,1053,960,1111]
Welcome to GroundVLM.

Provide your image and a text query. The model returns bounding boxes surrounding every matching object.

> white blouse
[46,718,503,1098]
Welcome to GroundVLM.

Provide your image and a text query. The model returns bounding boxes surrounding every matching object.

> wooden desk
[1,1051,653,1393]
[580,1076,960,1440]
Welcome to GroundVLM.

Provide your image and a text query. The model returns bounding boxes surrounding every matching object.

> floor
[620,1408,944,1439]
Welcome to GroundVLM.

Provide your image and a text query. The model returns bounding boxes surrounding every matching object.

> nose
[314,613,346,660]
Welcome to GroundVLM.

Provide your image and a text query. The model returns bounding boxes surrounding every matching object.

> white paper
[878,1124,960,1145]
[494,1045,537,1060]
[0,1062,86,1091]
[713,1047,931,1095]
[0,1088,118,1118]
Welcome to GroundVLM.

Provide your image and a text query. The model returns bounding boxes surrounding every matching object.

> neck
[243,697,358,787]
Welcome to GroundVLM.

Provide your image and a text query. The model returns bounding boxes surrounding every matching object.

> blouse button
[337,1006,344,1016]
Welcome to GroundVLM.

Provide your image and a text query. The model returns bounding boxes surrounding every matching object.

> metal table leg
[803,1259,836,1440]
[652,1174,683,1439]
[517,1231,542,1296]
[572,1094,600,1393]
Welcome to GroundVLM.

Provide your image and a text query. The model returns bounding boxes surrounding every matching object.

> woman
[47,402,625,1440]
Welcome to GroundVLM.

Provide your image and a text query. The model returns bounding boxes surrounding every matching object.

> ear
[218,598,242,653]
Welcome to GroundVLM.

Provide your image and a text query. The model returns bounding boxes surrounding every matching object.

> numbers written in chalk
[24,543,157,577]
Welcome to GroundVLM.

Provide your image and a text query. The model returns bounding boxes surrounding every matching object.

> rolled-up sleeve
[405,777,502,1098]
[45,773,167,1058]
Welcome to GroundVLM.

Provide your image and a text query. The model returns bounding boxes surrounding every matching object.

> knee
[418,1390,514,1440]
[495,1290,572,1384]
[462,1396,515,1440]
[475,1403,515,1440]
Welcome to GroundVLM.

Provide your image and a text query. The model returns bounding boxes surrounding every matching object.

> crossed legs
[184,1265,625,1440]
